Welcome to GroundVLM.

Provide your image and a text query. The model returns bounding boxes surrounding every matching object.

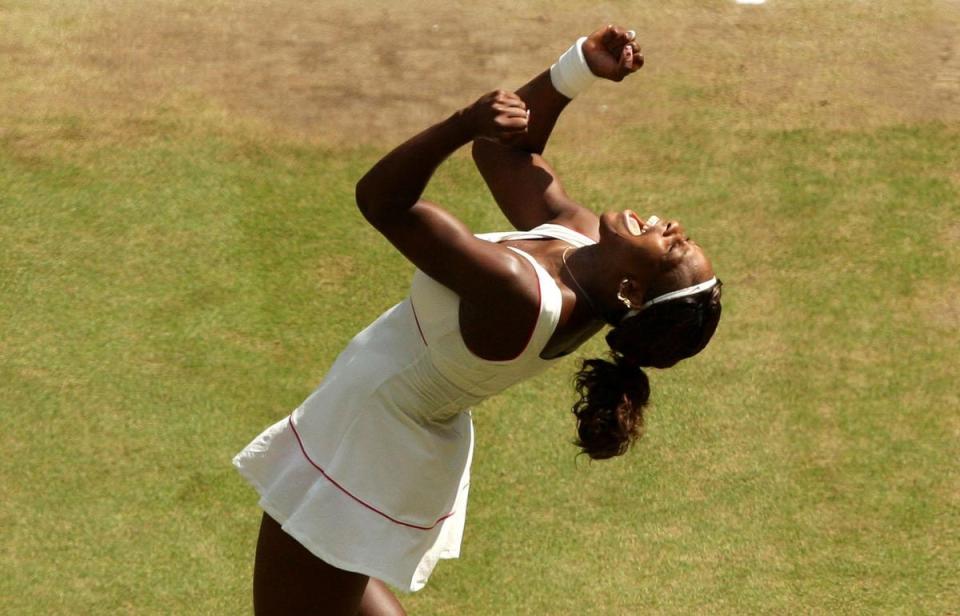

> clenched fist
[583,25,644,82]
[461,90,529,145]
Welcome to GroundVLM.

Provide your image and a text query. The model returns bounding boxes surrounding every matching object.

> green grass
[3,114,957,615]
[2,1,960,614]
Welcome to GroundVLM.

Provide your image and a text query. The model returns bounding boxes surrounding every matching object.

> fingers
[490,90,526,113]
[496,99,527,115]
[483,89,529,139]
[497,105,529,132]
[599,24,638,49]
[492,92,528,128]
[493,89,524,106]
[590,24,644,79]
[619,41,644,73]
[600,24,628,46]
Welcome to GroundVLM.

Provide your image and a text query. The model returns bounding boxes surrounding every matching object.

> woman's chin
[597,211,618,238]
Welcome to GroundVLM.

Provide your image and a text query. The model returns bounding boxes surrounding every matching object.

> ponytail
[572,354,649,460]
[570,282,722,460]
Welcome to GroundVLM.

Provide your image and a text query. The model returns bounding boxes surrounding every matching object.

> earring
[617,280,635,310]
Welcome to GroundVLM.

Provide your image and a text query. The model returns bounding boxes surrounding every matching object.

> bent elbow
[355,175,377,222]
[355,174,369,208]
[355,177,394,229]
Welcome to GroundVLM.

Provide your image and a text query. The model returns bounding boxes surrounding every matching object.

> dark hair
[572,355,649,460]
[572,283,722,460]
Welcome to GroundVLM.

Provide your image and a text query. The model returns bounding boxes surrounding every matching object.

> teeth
[636,215,660,235]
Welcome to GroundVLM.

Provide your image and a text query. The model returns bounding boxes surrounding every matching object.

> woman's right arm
[472,25,642,232]
[355,92,537,308]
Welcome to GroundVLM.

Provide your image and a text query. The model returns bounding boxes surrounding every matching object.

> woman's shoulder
[541,211,599,243]
[477,213,599,246]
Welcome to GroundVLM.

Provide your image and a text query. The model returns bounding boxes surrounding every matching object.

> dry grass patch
[3,2,959,614]
[2,0,959,148]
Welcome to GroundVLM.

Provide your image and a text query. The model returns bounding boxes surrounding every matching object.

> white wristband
[549,36,597,99]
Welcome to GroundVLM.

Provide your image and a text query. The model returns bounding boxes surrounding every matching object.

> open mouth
[624,212,660,236]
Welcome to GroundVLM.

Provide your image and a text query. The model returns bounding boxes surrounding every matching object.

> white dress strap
[526,223,596,247]
[476,222,596,247]
[471,222,594,363]
[505,247,564,364]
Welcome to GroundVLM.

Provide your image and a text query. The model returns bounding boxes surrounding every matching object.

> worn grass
[2,0,959,614]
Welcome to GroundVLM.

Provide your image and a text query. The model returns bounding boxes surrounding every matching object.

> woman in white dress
[236,24,722,615]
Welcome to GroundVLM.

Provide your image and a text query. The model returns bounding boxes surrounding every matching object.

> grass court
[2,1,958,613]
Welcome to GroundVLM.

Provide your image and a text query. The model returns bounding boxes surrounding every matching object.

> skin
[254,512,404,616]
[254,24,715,615]
[358,24,714,360]
[588,212,715,311]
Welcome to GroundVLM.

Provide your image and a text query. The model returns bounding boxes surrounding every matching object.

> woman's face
[598,209,715,299]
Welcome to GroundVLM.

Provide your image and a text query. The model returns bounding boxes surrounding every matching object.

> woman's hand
[461,90,529,145]
[583,25,644,82]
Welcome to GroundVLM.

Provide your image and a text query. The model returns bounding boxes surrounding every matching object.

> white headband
[621,276,719,323]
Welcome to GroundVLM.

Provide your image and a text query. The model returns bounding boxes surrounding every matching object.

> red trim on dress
[410,299,428,346]
[287,416,455,531]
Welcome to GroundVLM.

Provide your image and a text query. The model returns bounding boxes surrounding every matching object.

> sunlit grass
[2,0,959,614]
[3,114,957,614]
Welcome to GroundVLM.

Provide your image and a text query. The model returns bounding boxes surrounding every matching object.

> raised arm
[356,91,535,306]
[472,25,643,232]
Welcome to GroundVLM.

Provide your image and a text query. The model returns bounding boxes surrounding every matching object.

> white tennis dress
[233,223,595,592]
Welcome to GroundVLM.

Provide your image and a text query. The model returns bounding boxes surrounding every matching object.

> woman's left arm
[472,25,643,232]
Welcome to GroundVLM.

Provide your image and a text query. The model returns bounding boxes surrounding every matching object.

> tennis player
[235,24,722,615]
